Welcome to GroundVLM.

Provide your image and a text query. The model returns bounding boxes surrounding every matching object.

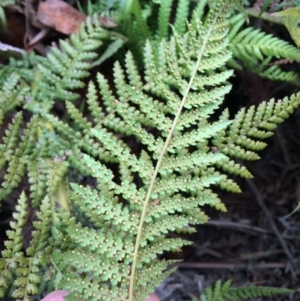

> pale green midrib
[128,5,228,301]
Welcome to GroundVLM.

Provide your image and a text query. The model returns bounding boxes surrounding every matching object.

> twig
[246,178,296,275]
[0,42,25,55]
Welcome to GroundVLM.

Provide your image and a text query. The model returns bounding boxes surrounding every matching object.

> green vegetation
[0,0,298,300]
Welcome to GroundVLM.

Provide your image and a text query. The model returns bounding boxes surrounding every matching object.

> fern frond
[28,159,48,207]
[200,279,293,301]
[0,192,28,297]
[224,284,292,300]
[252,62,299,83]
[0,112,23,169]
[50,2,240,301]
[174,0,190,35]
[231,24,300,61]
[12,196,53,300]
[24,17,108,114]
[0,73,30,113]
[201,279,230,301]
[92,38,125,67]
[212,94,300,192]
[157,0,173,38]
[0,116,41,201]
[1,1,300,300]
[0,155,25,202]
[86,81,104,123]
[191,0,208,24]
[229,13,300,83]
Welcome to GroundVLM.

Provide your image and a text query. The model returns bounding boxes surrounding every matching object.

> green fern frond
[0,112,23,169]
[224,284,292,300]
[252,62,299,83]
[0,113,70,206]
[200,279,293,301]
[229,13,300,83]
[28,160,48,207]
[86,81,104,123]
[39,2,300,299]
[0,155,25,202]
[0,52,42,86]
[48,2,251,301]
[1,17,109,113]
[1,1,300,300]
[0,116,40,201]
[11,196,52,300]
[0,193,54,299]
[201,279,230,301]
[121,0,151,45]
[174,0,190,35]
[191,0,208,24]
[0,73,30,114]
[157,0,173,38]
[212,94,300,188]
[0,192,28,297]
[214,94,300,160]
[92,38,125,67]
[23,17,108,114]
[0,15,111,207]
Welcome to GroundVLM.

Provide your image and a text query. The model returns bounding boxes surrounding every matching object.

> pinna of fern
[200,279,292,301]
[0,192,54,299]
[228,12,300,83]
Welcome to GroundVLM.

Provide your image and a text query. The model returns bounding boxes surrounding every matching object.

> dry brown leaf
[37,0,86,35]
[37,0,117,35]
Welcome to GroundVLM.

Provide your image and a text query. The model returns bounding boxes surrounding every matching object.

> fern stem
[128,4,226,301]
